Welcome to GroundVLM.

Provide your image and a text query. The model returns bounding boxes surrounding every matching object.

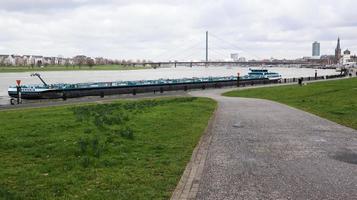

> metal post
[237,72,240,87]
[16,86,21,104]
[206,31,208,63]
[315,70,317,80]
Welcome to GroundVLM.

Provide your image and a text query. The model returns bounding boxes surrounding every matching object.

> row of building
[0,55,146,66]
[311,38,357,66]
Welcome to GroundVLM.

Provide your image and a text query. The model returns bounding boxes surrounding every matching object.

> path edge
[170,103,218,200]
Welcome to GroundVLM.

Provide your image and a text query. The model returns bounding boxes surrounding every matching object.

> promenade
[172,88,357,200]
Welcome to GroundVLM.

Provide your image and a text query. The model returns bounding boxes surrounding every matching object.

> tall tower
[335,37,341,63]
[206,31,208,62]
[312,41,320,57]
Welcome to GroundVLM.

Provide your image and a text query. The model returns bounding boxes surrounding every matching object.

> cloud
[0,0,356,60]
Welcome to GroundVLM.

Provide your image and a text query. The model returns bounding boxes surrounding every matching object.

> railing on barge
[55,74,347,100]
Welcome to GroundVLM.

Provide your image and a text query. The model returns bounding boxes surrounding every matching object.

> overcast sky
[0,0,356,61]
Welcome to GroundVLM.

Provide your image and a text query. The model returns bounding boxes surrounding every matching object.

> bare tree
[73,55,87,69]
[78,60,83,69]
[87,58,95,69]
[65,59,70,69]
[36,60,42,68]
[0,58,4,66]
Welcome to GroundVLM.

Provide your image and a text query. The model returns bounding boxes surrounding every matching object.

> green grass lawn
[223,78,357,130]
[0,65,150,73]
[0,97,216,200]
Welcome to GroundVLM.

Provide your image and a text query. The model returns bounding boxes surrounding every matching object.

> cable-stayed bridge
[130,32,320,67]
[129,60,313,68]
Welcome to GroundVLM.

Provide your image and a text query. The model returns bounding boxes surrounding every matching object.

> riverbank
[0,97,216,199]
[223,77,357,130]
[0,65,149,73]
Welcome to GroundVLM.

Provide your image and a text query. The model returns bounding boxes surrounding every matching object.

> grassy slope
[0,97,216,200]
[0,65,149,73]
[223,78,357,130]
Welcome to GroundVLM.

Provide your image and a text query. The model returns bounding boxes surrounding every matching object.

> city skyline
[0,0,356,61]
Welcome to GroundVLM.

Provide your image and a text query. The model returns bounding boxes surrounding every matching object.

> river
[0,66,339,106]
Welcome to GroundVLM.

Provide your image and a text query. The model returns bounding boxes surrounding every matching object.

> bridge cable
[209,33,261,60]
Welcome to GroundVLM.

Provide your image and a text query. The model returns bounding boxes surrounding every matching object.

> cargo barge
[8,69,281,100]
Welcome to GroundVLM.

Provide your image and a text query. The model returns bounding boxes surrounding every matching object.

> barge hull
[9,78,277,99]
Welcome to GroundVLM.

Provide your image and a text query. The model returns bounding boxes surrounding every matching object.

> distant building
[342,49,353,65]
[344,49,351,55]
[0,55,8,65]
[335,37,342,64]
[351,55,357,63]
[22,55,32,66]
[320,55,336,65]
[14,55,25,66]
[230,53,239,61]
[0,53,116,67]
[238,57,246,62]
[312,41,320,57]
[32,56,44,66]
[57,56,65,65]
[4,55,16,66]
[43,57,52,65]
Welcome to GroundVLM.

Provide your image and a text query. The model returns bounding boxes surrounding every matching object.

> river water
[0,66,339,106]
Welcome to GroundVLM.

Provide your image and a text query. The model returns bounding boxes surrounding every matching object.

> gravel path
[178,88,357,200]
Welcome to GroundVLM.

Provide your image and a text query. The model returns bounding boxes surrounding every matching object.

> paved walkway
[172,88,357,200]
